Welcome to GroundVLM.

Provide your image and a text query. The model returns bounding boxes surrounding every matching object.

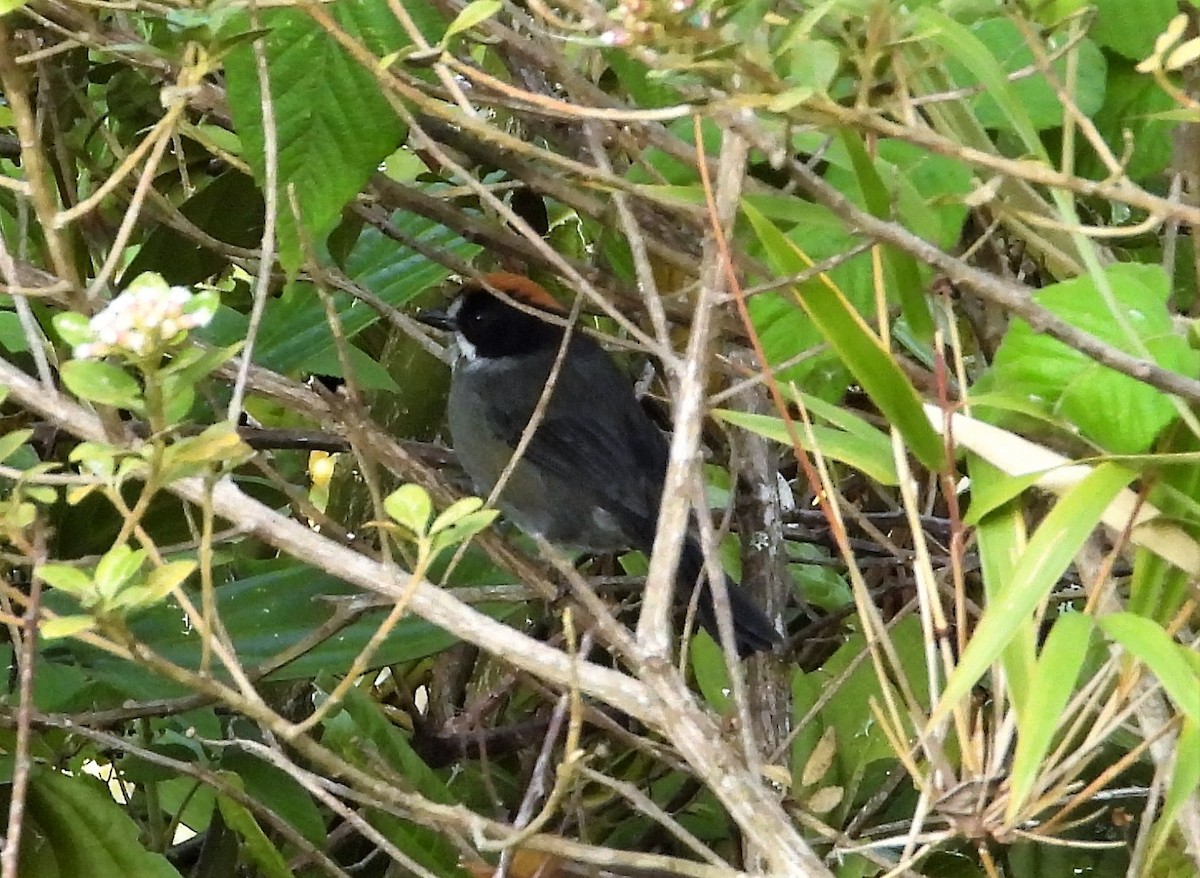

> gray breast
[446,358,633,551]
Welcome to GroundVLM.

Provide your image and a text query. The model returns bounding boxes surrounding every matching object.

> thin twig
[228,2,281,421]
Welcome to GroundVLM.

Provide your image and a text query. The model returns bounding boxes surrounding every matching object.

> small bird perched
[419,272,780,657]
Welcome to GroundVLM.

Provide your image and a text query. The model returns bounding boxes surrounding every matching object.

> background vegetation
[1,0,1199,876]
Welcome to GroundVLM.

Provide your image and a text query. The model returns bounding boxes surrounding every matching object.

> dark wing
[484,337,668,540]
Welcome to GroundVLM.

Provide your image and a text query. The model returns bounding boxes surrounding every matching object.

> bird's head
[419,272,566,360]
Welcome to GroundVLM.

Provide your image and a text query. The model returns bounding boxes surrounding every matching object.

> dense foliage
[1,0,1199,876]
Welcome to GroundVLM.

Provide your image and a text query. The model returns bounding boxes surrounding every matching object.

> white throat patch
[455,334,479,363]
[446,296,479,364]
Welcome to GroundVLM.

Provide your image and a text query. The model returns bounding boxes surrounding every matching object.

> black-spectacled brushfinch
[419,273,780,657]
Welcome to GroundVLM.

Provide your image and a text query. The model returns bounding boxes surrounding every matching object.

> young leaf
[442,0,501,43]
[41,615,99,640]
[0,428,33,465]
[52,312,94,348]
[428,509,499,558]
[61,360,145,411]
[430,496,485,534]
[135,560,198,605]
[36,564,94,596]
[94,545,148,600]
[384,483,433,537]
[160,423,253,480]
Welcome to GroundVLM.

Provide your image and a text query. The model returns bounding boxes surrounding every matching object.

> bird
[419,272,781,657]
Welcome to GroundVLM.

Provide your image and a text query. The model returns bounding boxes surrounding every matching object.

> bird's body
[449,335,664,551]
[422,273,780,656]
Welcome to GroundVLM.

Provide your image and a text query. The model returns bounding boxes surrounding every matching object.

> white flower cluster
[73,274,217,360]
[599,0,706,50]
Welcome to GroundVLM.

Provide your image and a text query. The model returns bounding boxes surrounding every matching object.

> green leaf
[146,561,197,598]
[604,50,683,109]
[917,10,1045,157]
[26,769,183,878]
[216,786,292,878]
[0,428,33,465]
[59,560,512,690]
[223,2,410,273]
[9,501,37,529]
[1077,57,1176,182]
[791,616,929,799]
[152,778,215,839]
[36,564,93,596]
[40,615,98,640]
[1032,0,1088,25]
[986,264,1200,454]
[301,344,401,393]
[161,380,195,424]
[384,483,432,536]
[430,496,485,534]
[1006,611,1093,820]
[941,18,1107,132]
[112,561,196,609]
[962,468,1045,526]
[25,484,57,505]
[51,312,93,348]
[94,545,147,600]
[219,751,327,847]
[839,131,932,341]
[934,464,1133,721]
[780,384,890,442]
[969,457,1038,709]
[690,630,732,713]
[119,172,264,287]
[743,202,945,472]
[60,360,144,411]
[441,0,501,42]
[747,287,848,402]
[777,35,840,98]
[788,544,852,612]
[161,343,243,384]
[790,669,824,790]
[1151,718,1200,864]
[160,423,253,480]
[1089,0,1179,59]
[0,311,30,352]
[872,139,974,252]
[67,441,120,479]
[332,684,456,804]
[1130,429,1200,623]
[714,409,898,485]
[428,509,499,558]
[1099,613,1200,723]
[211,211,472,375]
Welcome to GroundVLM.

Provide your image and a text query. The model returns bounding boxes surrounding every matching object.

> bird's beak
[417,308,457,332]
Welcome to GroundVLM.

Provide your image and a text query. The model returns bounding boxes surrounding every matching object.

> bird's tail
[677,539,781,657]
